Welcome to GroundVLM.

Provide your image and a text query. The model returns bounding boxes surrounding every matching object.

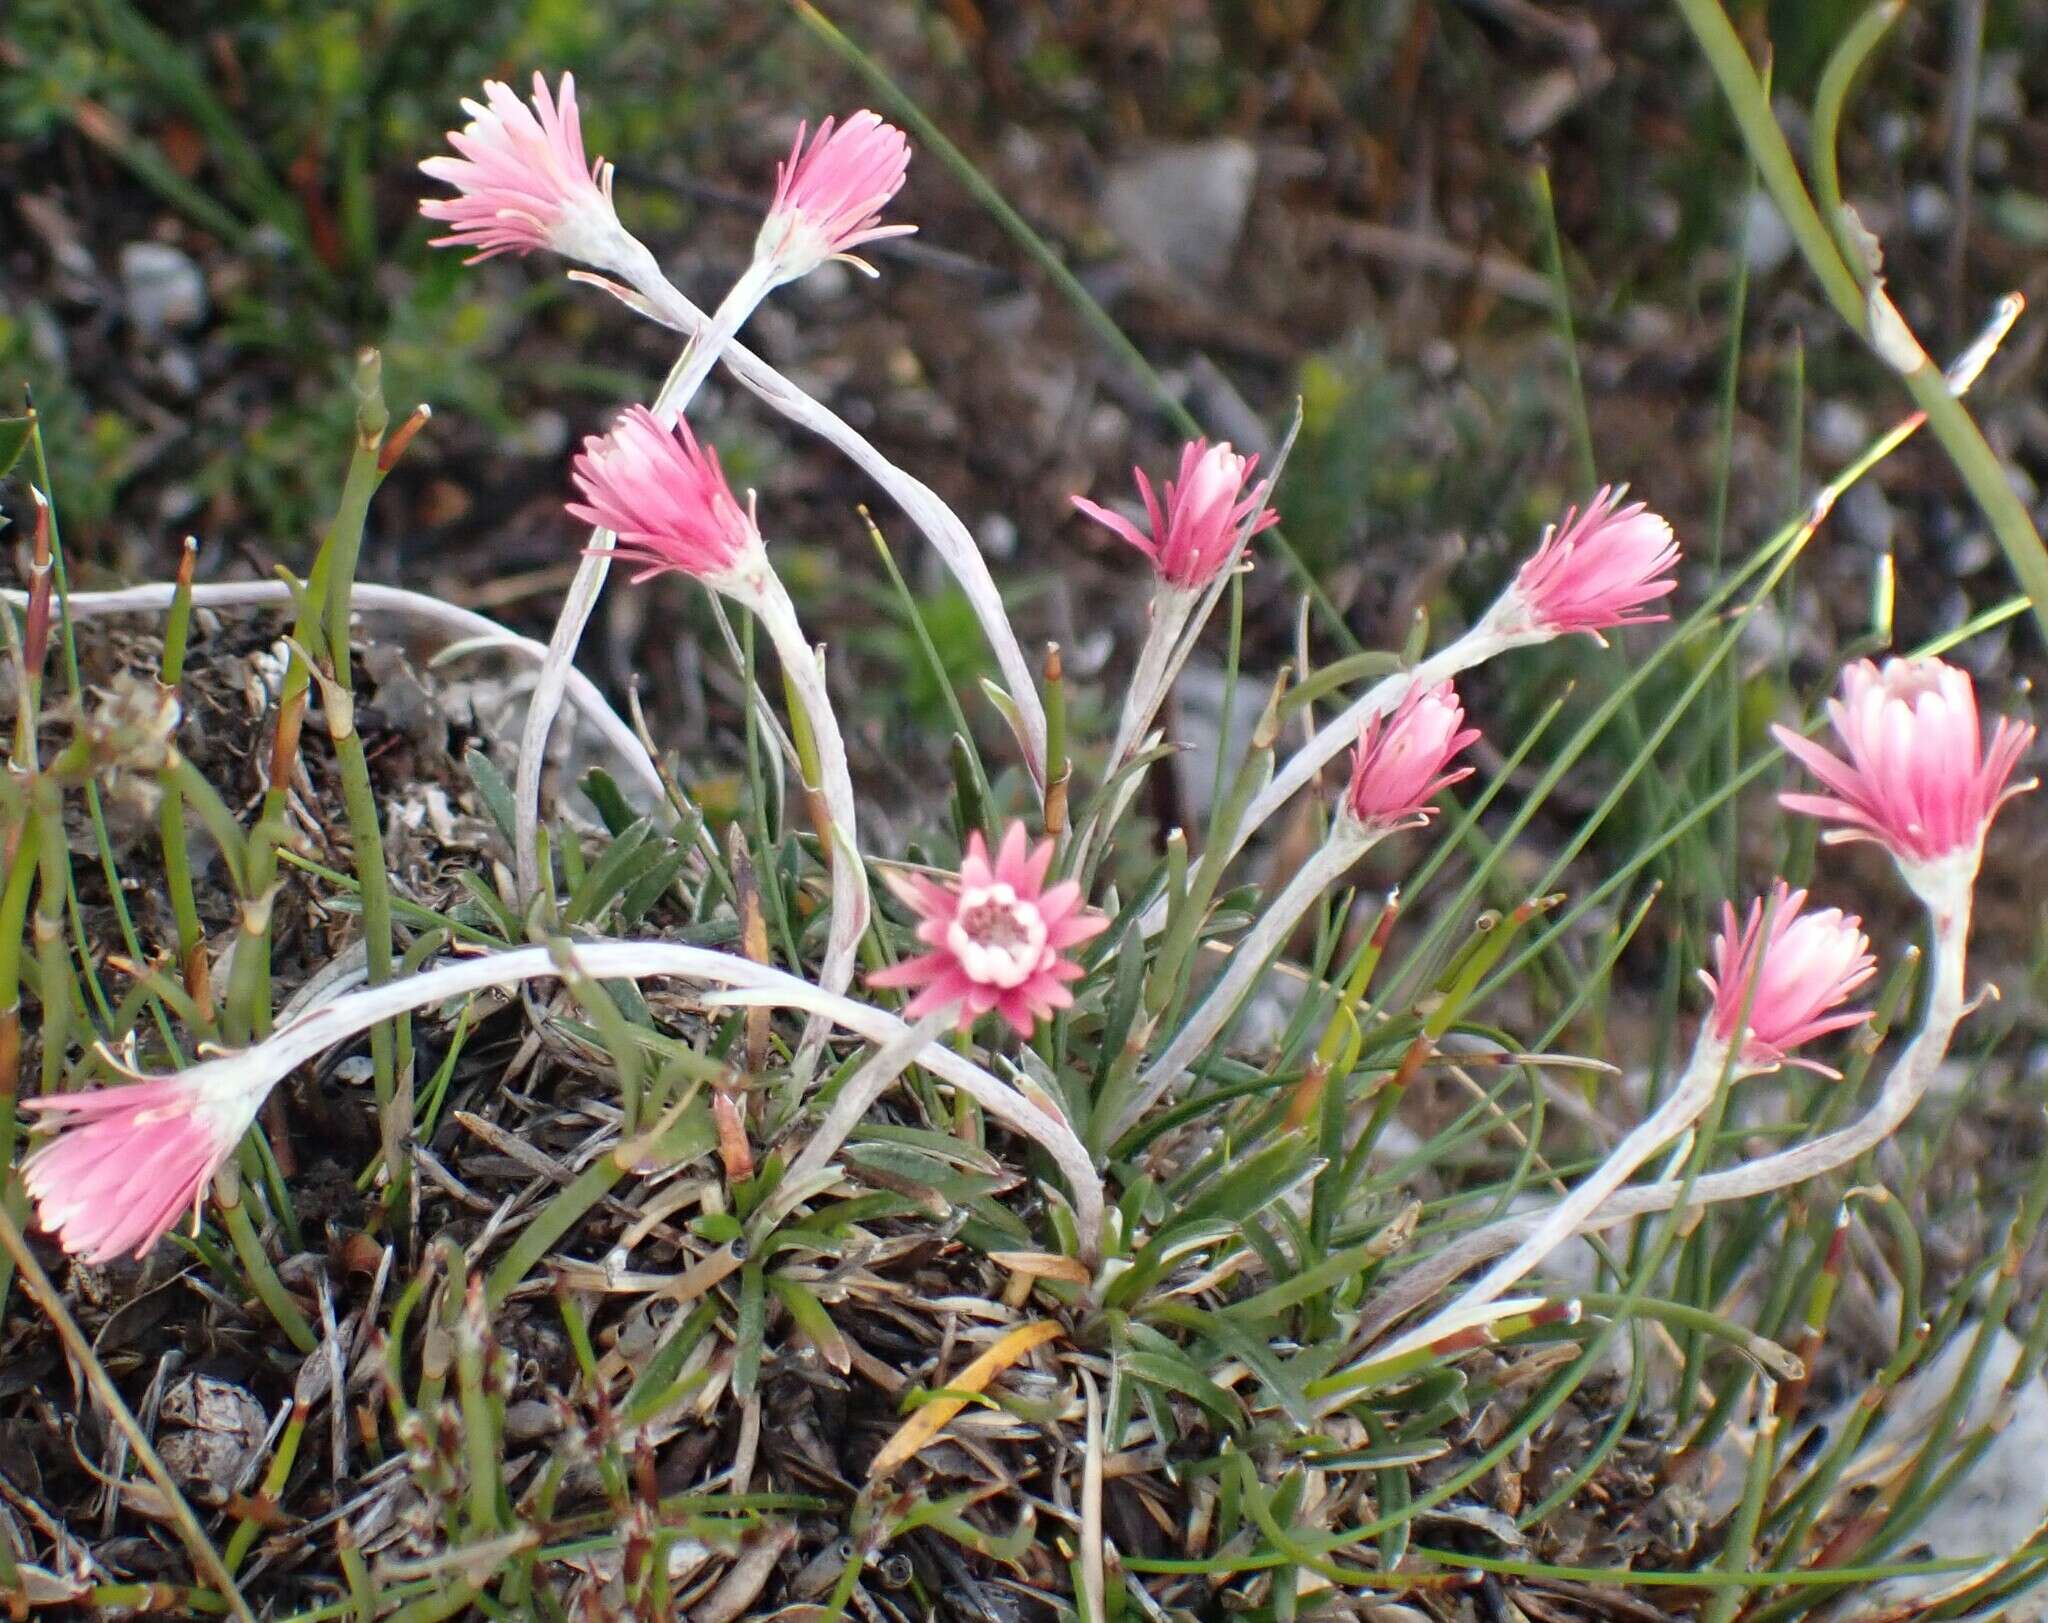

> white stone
[120,242,207,338]
[1102,139,1259,288]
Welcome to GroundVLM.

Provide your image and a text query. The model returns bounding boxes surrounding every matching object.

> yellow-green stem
[216,1168,317,1353]
[31,782,72,1095]
[223,1402,307,1573]
[1671,0,2048,639]
[330,708,400,1186]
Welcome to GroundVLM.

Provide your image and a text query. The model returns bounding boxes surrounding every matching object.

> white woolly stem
[93,941,1104,1263]
[1114,822,1377,1141]
[1108,587,1197,773]
[1365,1029,1736,1369]
[514,260,777,900]
[583,251,1049,788]
[748,1006,951,1229]
[1352,885,1975,1354]
[3,579,666,808]
[1064,589,1196,881]
[738,568,870,1083]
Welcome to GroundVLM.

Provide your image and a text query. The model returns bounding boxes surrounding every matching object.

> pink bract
[21,1078,247,1262]
[869,822,1107,1038]
[1344,680,1481,829]
[1071,439,1278,591]
[1509,485,1679,639]
[420,72,617,264]
[1774,656,2036,865]
[1702,882,1875,1075]
[754,111,916,281]
[568,406,760,583]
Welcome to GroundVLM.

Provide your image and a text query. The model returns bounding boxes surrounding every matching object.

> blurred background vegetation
[4,0,2048,904]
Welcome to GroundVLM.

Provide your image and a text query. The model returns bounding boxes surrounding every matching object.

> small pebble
[976,512,1019,561]
[1905,183,1952,238]
[1838,481,1895,553]
[1741,191,1793,274]
[1811,399,1871,460]
[120,242,208,338]
[157,346,201,397]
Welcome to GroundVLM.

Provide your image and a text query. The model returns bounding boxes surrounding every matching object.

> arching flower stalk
[741,1007,956,1235]
[565,409,867,1078]
[509,253,779,900]
[575,264,1049,789]
[1365,881,1872,1370]
[1113,682,1479,1141]
[1351,837,1987,1366]
[21,943,1104,1267]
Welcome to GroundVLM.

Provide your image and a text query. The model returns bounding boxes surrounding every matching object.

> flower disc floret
[869,822,1106,1037]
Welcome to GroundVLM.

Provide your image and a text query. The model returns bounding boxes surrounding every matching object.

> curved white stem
[1352,890,1974,1355]
[1108,588,1196,774]
[1231,621,1522,867]
[587,252,1049,788]
[1364,1031,1734,1369]
[745,1006,950,1230]
[741,570,869,1082]
[514,260,777,899]
[3,579,666,808]
[1115,823,1376,1140]
[103,941,1103,1262]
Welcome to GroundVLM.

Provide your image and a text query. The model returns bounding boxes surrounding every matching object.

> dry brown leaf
[868,1319,1064,1480]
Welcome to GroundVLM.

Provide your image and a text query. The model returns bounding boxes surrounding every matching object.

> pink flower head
[568,406,761,584]
[420,72,620,265]
[1701,882,1876,1075]
[869,822,1107,1037]
[1505,486,1680,641]
[1071,439,1279,591]
[1774,656,2037,868]
[1343,680,1481,830]
[754,110,916,283]
[21,1073,260,1262]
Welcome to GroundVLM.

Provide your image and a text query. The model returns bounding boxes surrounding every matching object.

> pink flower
[1343,680,1481,829]
[20,1076,258,1262]
[568,406,761,583]
[1702,882,1875,1075]
[420,73,620,264]
[869,822,1107,1037]
[754,111,916,282]
[1774,656,2036,866]
[1505,486,1679,640]
[1071,439,1278,591]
